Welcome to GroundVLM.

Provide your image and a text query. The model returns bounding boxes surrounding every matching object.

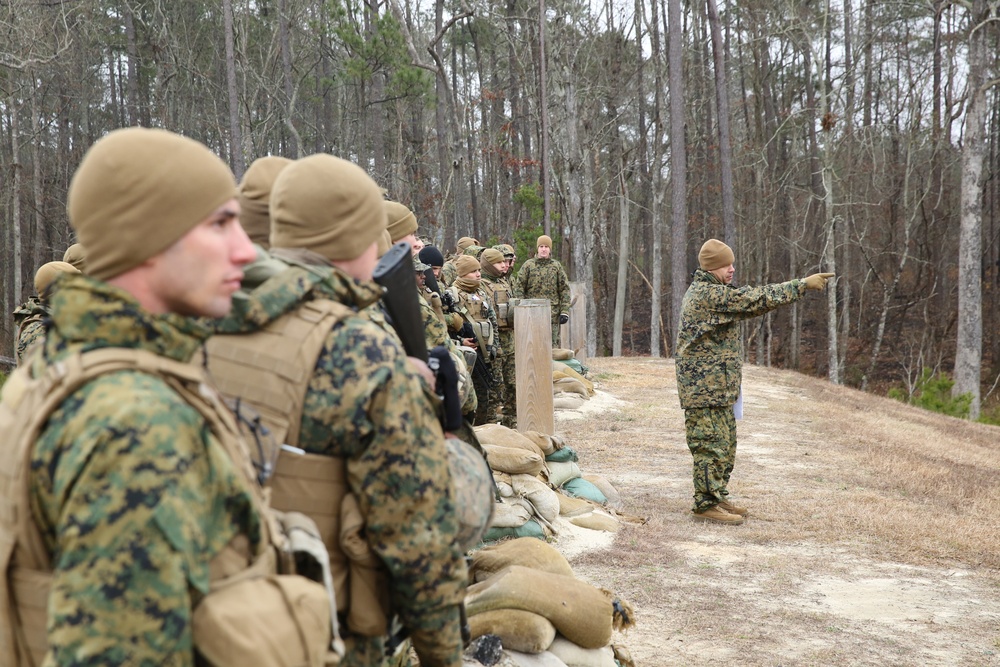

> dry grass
[554,357,1000,666]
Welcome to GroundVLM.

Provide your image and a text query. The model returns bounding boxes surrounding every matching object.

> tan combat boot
[718,499,748,516]
[692,505,745,525]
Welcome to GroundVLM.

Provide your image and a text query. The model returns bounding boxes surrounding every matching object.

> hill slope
[553,357,1000,666]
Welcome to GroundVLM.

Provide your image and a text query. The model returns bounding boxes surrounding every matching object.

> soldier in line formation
[0,129,492,667]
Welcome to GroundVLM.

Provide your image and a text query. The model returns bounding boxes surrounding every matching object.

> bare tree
[668,0,688,350]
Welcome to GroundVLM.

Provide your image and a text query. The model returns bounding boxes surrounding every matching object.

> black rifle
[374,241,464,431]
[373,241,428,362]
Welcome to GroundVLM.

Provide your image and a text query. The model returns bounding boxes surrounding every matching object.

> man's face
[710,263,736,284]
[493,262,507,274]
[463,268,481,281]
[415,271,426,288]
[401,234,422,255]
[431,266,442,279]
[146,199,254,318]
[537,245,551,259]
[504,255,516,273]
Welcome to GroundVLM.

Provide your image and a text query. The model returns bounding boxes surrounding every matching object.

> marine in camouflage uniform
[12,261,81,364]
[440,237,479,288]
[224,155,468,667]
[480,248,517,428]
[30,276,263,664]
[514,235,570,348]
[12,296,46,364]
[676,239,833,524]
[12,127,263,664]
[447,255,502,426]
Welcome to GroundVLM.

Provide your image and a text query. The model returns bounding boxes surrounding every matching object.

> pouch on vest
[339,494,390,636]
[193,571,339,667]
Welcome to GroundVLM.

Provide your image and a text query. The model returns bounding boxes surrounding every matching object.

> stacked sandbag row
[551,349,594,411]
[463,538,635,667]
[475,424,624,541]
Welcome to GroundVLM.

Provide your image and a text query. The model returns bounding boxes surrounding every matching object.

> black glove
[559,313,569,325]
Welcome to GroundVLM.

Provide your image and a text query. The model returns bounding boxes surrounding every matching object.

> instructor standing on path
[676,239,833,525]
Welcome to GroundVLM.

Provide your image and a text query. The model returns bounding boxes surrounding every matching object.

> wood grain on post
[514,298,554,435]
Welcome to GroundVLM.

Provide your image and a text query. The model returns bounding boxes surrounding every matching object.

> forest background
[2,0,1000,418]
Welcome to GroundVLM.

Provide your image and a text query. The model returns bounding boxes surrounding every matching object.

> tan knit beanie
[385,200,418,242]
[269,154,386,262]
[457,237,479,252]
[698,239,735,270]
[377,229,393,257]
[238,156,292,247]
[67,127,237,281]
[480,248,505,267]
[537,235,552,248]
[455,255,480,277]
[62,243,87,272]
[34,261,80,295]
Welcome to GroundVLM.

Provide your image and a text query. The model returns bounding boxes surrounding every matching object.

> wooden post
[514,299,555,435]
[560,281,587,363]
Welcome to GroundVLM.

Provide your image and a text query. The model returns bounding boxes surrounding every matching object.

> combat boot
[717,499,748,516]
[692,505,745,525]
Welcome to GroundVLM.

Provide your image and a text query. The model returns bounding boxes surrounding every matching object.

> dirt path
[550,357,1000,667]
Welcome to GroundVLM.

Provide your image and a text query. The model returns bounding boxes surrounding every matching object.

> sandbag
[547,637,616,667]
[489,499,532,528]
[551,361,594,395]
[545,446,578,463]
[469,537,575,583]
[582,474,621,508]
[483,444,545,476]
[560,478,607,505]
[612,645,635,667]
[476,424,546,458]
[552,377,589,397]
[553,394,586,410]
[506,650,570,667]
[555,358,587,376]
[546,461,582,488]
[494,474,515,499]
[468,609,556,653]
[556,493,594,518]
[511,474,560,525]
[552,348,575,361]
[505,650,569,667]
[480,519,546,544]
[520,430,558,456]
[465,566,634,649]
[568,511,620,533]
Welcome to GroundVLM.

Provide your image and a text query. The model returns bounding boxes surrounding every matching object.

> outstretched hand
[803,272,835,291]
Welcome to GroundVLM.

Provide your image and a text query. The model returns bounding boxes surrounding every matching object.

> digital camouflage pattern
[480,273,516,427]
[675,269,805,409]
[447,283,501,425]
[27,274,262,665]
[675,268,805,511]
[419,290,478,418]
[440,261,457,288]
[685,406,737,511]
[213,265,468,667]
[12,296,47,364]
[514,257,570,347]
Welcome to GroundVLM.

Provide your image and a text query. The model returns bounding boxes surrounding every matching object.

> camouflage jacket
[675,269,805,409]
[12,296,47,364]
[28,274,262,665]
[515,257,571,318]
[447,282,501,360]
[212,265,468,667]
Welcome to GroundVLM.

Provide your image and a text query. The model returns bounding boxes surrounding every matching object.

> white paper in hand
[733,387,743,420]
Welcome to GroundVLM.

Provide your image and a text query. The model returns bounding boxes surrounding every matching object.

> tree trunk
[538,0,551,236]
[612,162,629,356]
[10,94,23,302]
[223,0,244,179]
[955,0,988,418]
[706,0,735,248]
[668,0,688,351]
[650,0,666,357]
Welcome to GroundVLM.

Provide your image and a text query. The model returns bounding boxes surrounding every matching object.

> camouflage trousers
[549,315,562,348]
[684,406,737,512]
[472,358,503,426]
[496,330,517,428]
